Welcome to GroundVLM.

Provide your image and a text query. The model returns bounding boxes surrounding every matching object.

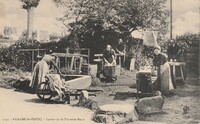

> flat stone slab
[99,104,134,114]
[94,104,138,123]
[134,121,167,124]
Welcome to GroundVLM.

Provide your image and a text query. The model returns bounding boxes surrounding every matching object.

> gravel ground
[0,87,97,124]
[1,67,200,124]
[90,68,200,124]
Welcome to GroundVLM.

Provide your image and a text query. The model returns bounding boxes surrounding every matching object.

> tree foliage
[21,0,40,9]
[53,0,169,62]
[53,0,168,36]
[176,33,199,47]
[54,0,169,40]
[161,33,199,52]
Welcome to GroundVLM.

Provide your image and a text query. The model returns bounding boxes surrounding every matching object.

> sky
[168,0,200,37]
[0,0,64,36]
[0,0,199,37]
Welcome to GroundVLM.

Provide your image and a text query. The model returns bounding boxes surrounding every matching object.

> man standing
[167,39,181,61]
[116,38,126,66]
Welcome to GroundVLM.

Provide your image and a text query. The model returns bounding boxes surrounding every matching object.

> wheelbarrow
[36,74,102,104]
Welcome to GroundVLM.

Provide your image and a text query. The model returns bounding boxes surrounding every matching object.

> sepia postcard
[0,0,199,124]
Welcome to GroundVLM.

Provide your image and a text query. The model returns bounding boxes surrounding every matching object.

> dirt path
[0,88,97,124]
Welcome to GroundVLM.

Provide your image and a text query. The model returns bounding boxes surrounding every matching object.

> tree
[53,0,168,36]
[53,0,169,61]
[21,0,40,39]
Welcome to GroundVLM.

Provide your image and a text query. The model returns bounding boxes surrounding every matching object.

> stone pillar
[199,34,200,80]
[27,7,34,39]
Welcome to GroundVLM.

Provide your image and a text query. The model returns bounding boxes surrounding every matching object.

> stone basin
[63,75,91,90]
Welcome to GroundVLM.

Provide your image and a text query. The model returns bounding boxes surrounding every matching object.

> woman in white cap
[103,45,116,66]
[153,45,174,94]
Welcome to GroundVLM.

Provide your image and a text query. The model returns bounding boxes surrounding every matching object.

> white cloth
[143,31,158,47]
[160,62,174,92]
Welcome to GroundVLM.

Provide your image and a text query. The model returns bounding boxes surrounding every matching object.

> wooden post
[118,55,121,66]
[70,56,75,71]
[170,0,173,39]
[79,57,83,73]
[88,49,90,74]
[31,50,34,73]
[65,49,68,75]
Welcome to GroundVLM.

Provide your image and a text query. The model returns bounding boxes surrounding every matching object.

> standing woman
[153,45,174,94]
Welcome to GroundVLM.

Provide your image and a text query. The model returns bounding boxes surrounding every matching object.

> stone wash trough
[62,75,91,90]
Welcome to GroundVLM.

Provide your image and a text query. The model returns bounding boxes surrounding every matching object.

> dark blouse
[167,43,181,60]
[103,49,115,63]
[116,42,126,52]
[153,53,168,67]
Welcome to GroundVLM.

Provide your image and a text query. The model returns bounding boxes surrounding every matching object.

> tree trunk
[27,7,34,39]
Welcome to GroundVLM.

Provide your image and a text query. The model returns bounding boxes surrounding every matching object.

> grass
[0,63,31,89]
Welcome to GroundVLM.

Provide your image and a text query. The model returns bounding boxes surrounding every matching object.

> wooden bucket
[104,65,120,77]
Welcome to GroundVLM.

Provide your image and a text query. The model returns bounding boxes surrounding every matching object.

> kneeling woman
[153,45,174,94]
[30,54,66,102]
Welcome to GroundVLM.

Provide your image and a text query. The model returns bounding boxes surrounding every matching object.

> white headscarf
[42,54,54,63]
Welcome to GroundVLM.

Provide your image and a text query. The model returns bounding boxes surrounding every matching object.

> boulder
[75,91,99,111]
[135,95,164,115]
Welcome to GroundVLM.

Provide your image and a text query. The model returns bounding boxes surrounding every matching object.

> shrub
[0,38,41,71]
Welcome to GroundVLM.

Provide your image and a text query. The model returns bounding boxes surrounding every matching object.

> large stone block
[135,95,164,115]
